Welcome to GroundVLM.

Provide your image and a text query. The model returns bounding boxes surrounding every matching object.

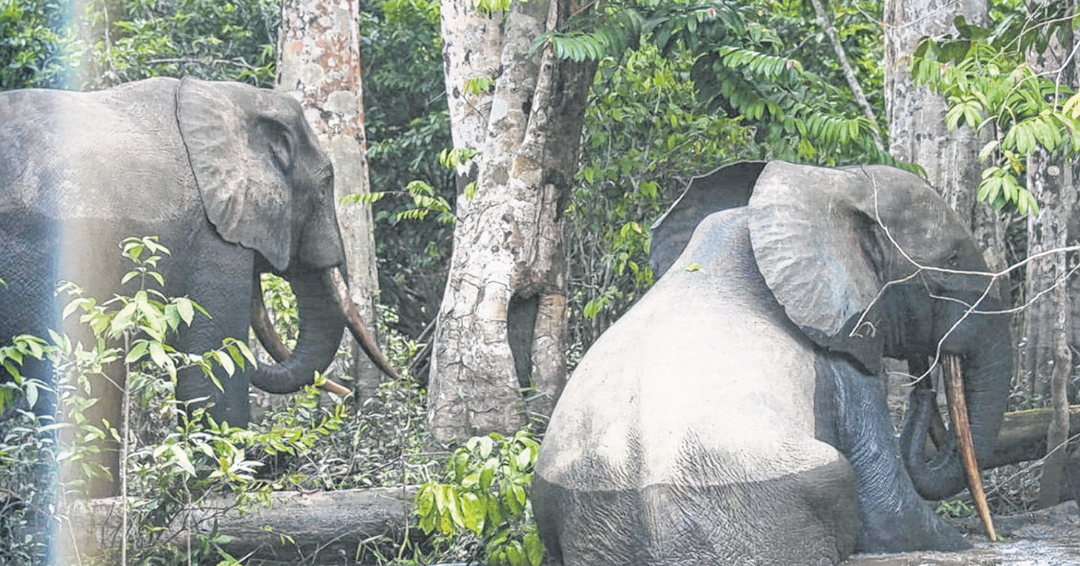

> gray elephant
[0,77,397,497]
[532,162,1012,565]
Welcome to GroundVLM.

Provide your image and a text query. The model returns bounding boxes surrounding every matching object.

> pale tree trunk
[884,0,1007,273]
[276,0,384,399]
[1021,0,1077,507]
[428,0,597,442]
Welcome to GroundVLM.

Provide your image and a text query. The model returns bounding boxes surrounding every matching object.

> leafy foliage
[359,0,455,340]
[542,0,890,166]
[0,237,347,563]
[416,429,543,566]
[79,0,280,88]
[911,5,1079,215]
[0,0,80,89]
[566,43,758,353]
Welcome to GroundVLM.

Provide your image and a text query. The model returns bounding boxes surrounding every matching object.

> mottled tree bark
[276,0,384,398]
[884,0,1006,273]
[1021,0,1077,507]
[428,0,596,441]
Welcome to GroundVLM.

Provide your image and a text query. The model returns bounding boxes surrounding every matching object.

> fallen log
[984,405,1080,469]
[62,486,418,564]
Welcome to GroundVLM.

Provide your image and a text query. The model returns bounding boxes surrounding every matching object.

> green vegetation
[1,238,350,563]
[416,429,543,566]
[912,2,1078,215]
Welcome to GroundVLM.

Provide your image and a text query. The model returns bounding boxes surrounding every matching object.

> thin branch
[808,0,884,152]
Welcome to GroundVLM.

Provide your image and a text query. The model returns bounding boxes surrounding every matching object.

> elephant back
[0,78,201,223]
[535,208,858,565]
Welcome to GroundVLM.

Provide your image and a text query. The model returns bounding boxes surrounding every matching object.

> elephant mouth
[940,353,996,540]
[250,265,400,394]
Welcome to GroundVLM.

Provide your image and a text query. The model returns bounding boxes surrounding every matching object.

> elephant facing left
[0,77,397,497]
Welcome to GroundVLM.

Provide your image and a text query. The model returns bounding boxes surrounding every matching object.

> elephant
[532,161,1013,565]
[0,77,398,497]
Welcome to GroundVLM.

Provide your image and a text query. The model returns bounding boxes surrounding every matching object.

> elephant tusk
[319,377,352,397]
[251,275,353,396]
[943,354,996,542]
[324,267,402,381]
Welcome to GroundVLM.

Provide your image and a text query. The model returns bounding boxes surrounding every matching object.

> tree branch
[808,0,884,152]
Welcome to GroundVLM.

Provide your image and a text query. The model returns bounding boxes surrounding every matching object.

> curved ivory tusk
[943,354,996,542]
[251,275,353,396]
[324,266,402,381]
[320,377,352,396]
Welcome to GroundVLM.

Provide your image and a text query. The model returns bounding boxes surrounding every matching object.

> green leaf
[215,350,236,376]
[125,340,149,364]
[524,531,544,566]
[460,492,486,535]
[176,297,195,326]
[170,445,196,477]
[480,459,496,492]
[149,342,170,369]
[684,263,701,272]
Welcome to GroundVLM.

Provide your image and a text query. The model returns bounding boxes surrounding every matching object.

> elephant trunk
[249,268,345,394]
[249,266,400,395]
[901,321,1012,501]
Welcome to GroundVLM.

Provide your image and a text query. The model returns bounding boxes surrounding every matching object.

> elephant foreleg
[823,356,970,553]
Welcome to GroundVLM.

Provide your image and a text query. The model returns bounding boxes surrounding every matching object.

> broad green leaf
[170,445,196,477]
[460,492,486,535]
[176,298,195,326]
[149,342,170,369]
[524,531,544,566]
[125,340,149,364]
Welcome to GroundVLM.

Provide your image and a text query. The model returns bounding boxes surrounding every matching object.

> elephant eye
[946,252,960,269]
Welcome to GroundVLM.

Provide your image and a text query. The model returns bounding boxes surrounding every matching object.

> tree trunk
[1020,0,1077,506]
[428,0,597,442]
[276,0,384,400]
[883,0,1007,273]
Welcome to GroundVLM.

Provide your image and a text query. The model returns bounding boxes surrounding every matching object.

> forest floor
[845,501,1079,566]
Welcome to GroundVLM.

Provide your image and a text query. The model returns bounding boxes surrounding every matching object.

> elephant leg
[824,356,970,553]
[173,230,256,428]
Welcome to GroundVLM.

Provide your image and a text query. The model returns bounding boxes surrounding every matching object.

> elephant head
[652,161,1013,502]
[176,77,397,403]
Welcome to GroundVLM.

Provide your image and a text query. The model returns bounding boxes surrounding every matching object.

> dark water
[845,502,1079,566]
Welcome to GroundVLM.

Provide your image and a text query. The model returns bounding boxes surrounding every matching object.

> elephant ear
[177,77,300,271]
[748,162,894,374]
[649,162,765,278]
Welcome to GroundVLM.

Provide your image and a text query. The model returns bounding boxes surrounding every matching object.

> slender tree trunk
[809,0,884,152]
[428,0,596,442]
[884,0,1006,273]
[1021,0,1077,506]
[276,0,384,399]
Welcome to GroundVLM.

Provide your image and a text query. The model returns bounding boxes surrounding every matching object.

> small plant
[416,429,544,566]
[1,236,348,563]
[936,498,974,518]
